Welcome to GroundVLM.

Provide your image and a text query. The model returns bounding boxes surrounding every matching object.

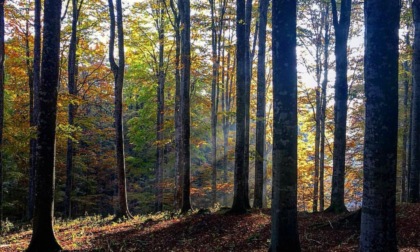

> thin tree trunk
[270,0,300,250]
[155,0,165,212]
[28,0,42,221]
[179,0,192,214]
[65,0,81,219]
[319,2,330,211]
[409,0,420,203]
[230,0,248,214]
[327,0,351,213]
[209,0,218,207]
[26,0,63,249]
[243,0,252,210]
[253,0,268,209]
[401,51,410,202]
[108,0,132,218]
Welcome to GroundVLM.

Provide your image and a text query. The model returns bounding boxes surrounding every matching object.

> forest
[0,0,419,251]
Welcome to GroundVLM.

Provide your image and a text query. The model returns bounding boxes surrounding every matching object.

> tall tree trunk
[359,0,399,250]
[253,0,268,209]
[0,0,4,232]
[243,0,252,210]
[327,0,351,213]
[26,0,63,249]
[168,0,182,210]
[409,0,420,203]
[230,0,248,214]
[28,0,41,221]
[179,0,192,214]
[155,0,165,212]
[108,0,132,218]
[270,0,300,250]
[209,0,218,207]
[319,2,330,211]
[401,41,410,202]
[65,0,81,219]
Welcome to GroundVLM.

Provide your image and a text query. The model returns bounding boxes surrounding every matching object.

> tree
[65,0,83,219]
[179,0,192,214]
[155,0,165,212]
[108,0,132,218]
[253,0,268,209]
[0,0,4,232]
[230,0,248,214]
[327,0,352,213]
[409,0,420,203]
[28,0,41,221]
[359,0,400,250]
[26,0,63,249]
[269,0,300,250]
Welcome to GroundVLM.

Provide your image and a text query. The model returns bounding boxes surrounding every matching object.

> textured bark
[401,48,410,202]
[179,0,192,214]
[253,0,268,209]
[26,0,63,249]
[319,3,330,211]
[155,0,165,212]
[327,0,351,213]
[243,0,252,210]
[230,0,247,214]
[359,0,399,250]
[108,0,131,218]
[269,0,300,251]
[65,0,81,219]
[28,0,41,221]
[409,0,420,203]
[168,0,182,209]
[0,0,4,232]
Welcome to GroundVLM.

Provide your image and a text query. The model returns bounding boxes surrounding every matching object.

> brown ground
[1,203,419,251]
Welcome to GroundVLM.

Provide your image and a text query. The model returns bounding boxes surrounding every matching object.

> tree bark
[230,0,247,214]
[155,0,165,212]
[319,2,330,211]
[65,0,81,219]
[179,0,192,214]
[253,0,268,209]
[359,0,399,250]
[409,0,420,203]
[327,0,351,213]
[28,0,41,221]
[243,0,252,210]
[26,0,63,249]
[108,0,132,218]
[269,0,300,251]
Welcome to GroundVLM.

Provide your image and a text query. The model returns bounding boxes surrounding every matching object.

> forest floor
[0,203,419,251]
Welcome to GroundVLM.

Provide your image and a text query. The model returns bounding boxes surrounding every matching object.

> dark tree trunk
[253,0,268,209]
[230,0,248,214]
[243,0,252,210]
[401,38,410,202]
[319,2,330,211]
[28,0,41,221]
[269,0,300,251]
[210,0,218,207]
[168,0,182,210]
[26,0,63,249]
[0,0,4,232]
[179,0,192,214]
[108,0,131,218]
[409,0,420,203]
[359,0,400,250]
[155,0,165,212]
[65,0,81,219]
[327,0,351,213]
